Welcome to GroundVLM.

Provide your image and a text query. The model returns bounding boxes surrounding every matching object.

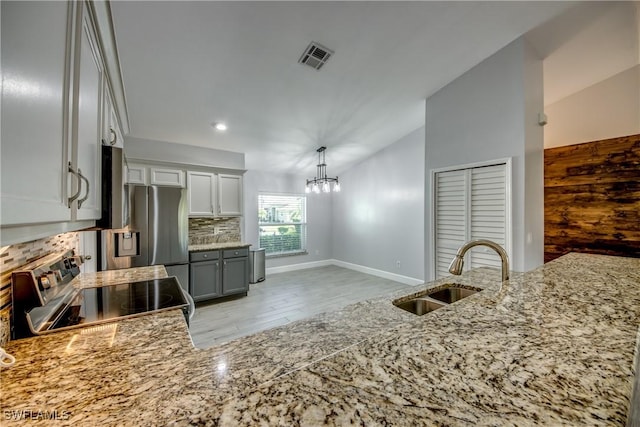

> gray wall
[243,170,332,269]
[331,127,425,281]
[425,37,544,275]
[125,136,245,170]
[544,64,640,148]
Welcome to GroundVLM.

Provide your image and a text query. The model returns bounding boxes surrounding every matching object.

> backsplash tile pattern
[189,217,241,245]
[0,232,79,345]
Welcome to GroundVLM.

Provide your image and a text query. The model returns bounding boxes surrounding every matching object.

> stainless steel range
[11,250,189,340]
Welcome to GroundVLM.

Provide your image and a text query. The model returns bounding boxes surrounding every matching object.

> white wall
[331,127,425,281]
[425,37,544,276]
[243,170,332,269]
[544,64,640,148]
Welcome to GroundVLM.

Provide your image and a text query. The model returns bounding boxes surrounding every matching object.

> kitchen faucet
[448,239,509,282]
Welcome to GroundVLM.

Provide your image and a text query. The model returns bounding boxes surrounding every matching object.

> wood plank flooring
[189,265,415,348]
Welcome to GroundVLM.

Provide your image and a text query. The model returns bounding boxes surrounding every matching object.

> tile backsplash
[0,232,79,345]
[189,217,241,245]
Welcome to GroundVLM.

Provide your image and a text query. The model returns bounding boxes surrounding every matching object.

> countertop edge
[188,242,252,252]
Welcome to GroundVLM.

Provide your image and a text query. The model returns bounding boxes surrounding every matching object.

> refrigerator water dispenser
[115,231,140,257]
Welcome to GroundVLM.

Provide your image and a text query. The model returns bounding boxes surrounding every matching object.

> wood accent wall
[544,134,640,262]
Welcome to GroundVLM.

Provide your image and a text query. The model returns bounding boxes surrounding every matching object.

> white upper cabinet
[1,1,128,239]
[102,81,123,148]
[125,163,148,185]
[71,3,103,221]
[218,174,243,216]
[187,171,243,217]
[187,172,216,216]
[1,1,74,226]
[150,167,185,187]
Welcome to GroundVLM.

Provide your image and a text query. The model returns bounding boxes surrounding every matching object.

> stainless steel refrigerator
[99,185,189,293]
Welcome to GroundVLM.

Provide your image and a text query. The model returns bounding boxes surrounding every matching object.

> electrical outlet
[396,261,401,269]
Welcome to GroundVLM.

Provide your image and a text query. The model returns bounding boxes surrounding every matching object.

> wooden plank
[544,134,640,187]
[544,134,640,261]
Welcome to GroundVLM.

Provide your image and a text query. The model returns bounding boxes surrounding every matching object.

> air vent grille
[298,42,334,71]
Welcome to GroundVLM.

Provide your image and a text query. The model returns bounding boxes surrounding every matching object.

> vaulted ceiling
[111,1,639,174]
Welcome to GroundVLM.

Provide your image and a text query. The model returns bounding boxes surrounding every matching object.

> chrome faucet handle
[448,239,509,282]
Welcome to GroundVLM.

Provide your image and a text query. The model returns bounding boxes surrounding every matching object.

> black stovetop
[43,277,188,331]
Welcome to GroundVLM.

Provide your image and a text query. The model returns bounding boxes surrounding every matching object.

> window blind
[258,194,307,256]
[434,163,509,278]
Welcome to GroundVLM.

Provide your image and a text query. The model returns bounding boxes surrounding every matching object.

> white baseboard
[266,259,333,275]
[266,258,423,286]
[330,260,423,286]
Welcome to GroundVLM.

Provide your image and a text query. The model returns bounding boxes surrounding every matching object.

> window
[432,161,511,279]
[259,193,307,257]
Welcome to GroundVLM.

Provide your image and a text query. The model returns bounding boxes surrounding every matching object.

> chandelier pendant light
[305,146,340,194]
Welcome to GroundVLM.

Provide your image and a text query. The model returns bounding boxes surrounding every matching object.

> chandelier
[305,146,341,194]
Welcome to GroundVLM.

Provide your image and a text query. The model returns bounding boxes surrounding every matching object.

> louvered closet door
[469,164,506,269]
[434,162,508,278]
[435,170,467,278]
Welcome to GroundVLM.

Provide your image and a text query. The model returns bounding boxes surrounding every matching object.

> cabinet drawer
[223,248,249,259]
[189,250,219,262]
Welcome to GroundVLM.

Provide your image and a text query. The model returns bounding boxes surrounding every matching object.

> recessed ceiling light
[212,122,227,132]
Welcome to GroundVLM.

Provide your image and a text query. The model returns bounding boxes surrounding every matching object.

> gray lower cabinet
[221,248,249,296]
[189,250,221,302]
[189,248,249,302]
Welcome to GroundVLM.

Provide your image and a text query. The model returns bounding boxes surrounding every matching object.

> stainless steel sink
[394,298,445,316]
[393,284,481,316]
[427,286,478,304]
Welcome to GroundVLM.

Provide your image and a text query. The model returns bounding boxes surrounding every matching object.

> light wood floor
[189,265,414,348]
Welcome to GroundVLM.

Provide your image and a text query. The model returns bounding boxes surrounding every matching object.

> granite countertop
[1,253,639,425]
[188,242,252,252]
[70,265,168,289]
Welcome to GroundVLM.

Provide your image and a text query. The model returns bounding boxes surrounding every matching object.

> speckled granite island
[1,253,639,425]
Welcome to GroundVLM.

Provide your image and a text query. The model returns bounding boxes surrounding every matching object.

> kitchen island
[1,253,638,425]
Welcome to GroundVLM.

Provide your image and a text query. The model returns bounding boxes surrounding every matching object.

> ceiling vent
[298,42,334,71]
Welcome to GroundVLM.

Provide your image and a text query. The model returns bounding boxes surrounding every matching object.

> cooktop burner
[120,293,174,313]
[43,277,188,332]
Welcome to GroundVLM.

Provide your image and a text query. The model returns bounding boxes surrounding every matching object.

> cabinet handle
[67,162,82,207]
[109,128,117,145]
[77,169,90,209]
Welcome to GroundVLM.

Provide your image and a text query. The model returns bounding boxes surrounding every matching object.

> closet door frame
[429,157,512,280]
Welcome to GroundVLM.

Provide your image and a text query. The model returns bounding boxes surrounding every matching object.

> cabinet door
[218,174,243,216]
[72,3,103,220]
[0,1,73,226]
[190,260,221,301]
[187,171,216,216]
[150,168,185,187]
[222,257,249,295]
[126,164,147,185]
[102,82,123,148]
